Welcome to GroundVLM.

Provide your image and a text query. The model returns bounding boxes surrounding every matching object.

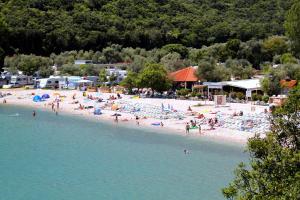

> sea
[0,105,248,200]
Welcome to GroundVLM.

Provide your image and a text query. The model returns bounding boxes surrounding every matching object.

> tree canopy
[0,0,294,62]
[222,86,300,199]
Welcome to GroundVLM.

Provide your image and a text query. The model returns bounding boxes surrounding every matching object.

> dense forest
[0,0,294,62]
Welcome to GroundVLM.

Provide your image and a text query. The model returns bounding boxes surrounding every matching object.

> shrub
[262,95,270,103]
[252,93,262,101]
[177,88,190,96]
[236,92,245,100]
[190,91,198,97]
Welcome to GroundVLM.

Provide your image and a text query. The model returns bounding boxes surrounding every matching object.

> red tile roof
[280,79,297,88]
[169,66,198,82]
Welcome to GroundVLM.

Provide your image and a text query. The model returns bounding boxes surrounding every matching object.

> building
[169,66,199,89]
[280,79,297,95]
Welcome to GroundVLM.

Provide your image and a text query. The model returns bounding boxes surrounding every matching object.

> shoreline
[0,89,268,145]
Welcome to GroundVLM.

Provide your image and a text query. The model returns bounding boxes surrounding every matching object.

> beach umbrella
[42,94,50,99]
[94,108,102,115]
[33,95,42,102]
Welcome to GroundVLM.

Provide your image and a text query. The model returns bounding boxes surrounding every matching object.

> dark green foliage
[285,1,300,56]
[0,0,294,59]
[176,88,190,96]
[138,63,171,92]
[223,86,300,199]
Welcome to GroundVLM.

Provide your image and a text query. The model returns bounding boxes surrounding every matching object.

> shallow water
[0,105,247,200]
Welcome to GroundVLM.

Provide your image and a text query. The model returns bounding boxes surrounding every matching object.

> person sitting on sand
[187,106,192,111]
[160,121,164,127]
[239,111,243,116]
[208,118,215,130]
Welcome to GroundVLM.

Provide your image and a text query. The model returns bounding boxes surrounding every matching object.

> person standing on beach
[198,124,201,134]
[51,102,55,111]
[115,115,118,123]
[56,101,60,110]
[185,123,190,134]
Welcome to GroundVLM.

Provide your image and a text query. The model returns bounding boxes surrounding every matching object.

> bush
[230,92,237,99]
[176,88,191,96]
[190,91,198,97]
[252,93,262,101]
[262,95,270,103]
[236,92,245,100]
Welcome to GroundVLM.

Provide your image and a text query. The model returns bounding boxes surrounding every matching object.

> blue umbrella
[33,95,42,102]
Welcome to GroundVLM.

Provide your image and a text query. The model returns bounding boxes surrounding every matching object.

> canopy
[77,80,93,83]
[33,95,42,102]
[169,66,198,82]
[224,79,261,90]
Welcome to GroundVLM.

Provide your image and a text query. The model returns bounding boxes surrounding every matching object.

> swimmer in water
[32,110,36,117]
[184,149,189,154]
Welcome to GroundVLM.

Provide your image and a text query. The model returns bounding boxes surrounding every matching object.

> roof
[280,79,297,88]
[169,66,198,82]
[224,79,261,90]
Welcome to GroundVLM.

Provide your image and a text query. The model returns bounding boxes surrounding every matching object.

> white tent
[224,79,261,98]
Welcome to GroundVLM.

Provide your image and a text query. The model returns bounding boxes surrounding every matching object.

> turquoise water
[0,105,247,200]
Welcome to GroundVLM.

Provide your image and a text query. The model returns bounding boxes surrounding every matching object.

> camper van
[10,75,33,87]
[39,77,65,89]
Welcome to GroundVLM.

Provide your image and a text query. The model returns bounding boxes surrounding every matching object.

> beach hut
[33,95,42,102]
[169,66,199,89]
[280,79,297,95]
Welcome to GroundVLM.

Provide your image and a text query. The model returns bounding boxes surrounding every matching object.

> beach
[0,89,270,144]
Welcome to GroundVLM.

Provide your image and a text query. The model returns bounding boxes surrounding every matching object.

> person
[198,124,201,134]
[160,121,164,127]
[51,103,55,111]
[115,115,118,123]
[264,108,268,114]
[185,123,190,134]
[3,99,6,104]
[187,106,192,111]
[56,101,60,110]
[32,110,36,117]
[184,149,189,154]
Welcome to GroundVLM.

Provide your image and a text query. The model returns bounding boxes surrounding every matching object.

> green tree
[262,36,288,61]
[280,53,298,64]
[98,68,108,83]
[120,71,139,93]
[285,1,300,56]
[225,39,241,59]
[197,58,230,82]
[223,86,300,199]
[138,63,171,93]
[225,59,254,79]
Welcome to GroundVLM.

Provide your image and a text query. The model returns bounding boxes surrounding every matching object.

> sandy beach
[0,89,270,144]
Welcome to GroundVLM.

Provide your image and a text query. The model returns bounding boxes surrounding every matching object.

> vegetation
[0,0,295,67]
[223,86,300,199]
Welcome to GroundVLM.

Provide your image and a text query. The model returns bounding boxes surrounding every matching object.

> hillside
[0,0,294,57]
